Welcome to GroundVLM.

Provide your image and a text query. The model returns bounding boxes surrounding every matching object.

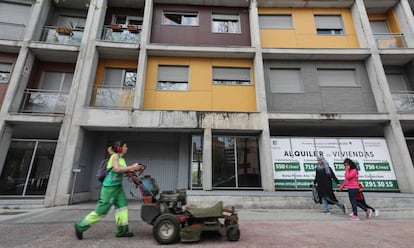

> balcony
[101,25,141,43]
[40,26,83,45]
[392,91,414,112]
[91,85,135,108]
[20,89,69,114]
[373,33,406,48]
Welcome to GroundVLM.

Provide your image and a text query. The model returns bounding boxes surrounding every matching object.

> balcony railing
[91,85,135,108]
[373,33,406,48]
[101,25,141,43]
[392,91,414,112]
[40,26,83,45]
[20,89,69,114]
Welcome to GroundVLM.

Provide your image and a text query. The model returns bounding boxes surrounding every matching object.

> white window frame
[314,15,345,35]
[162,11,199,26]
[211,13,241,33]
[0,63,12,83]
[269,68,303,93]
[317,68,357,87]
[258,14,294,29]
[212,67,251,85]
[157,65,189,91]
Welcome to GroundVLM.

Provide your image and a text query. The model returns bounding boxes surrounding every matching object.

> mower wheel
[152,213,180,244]
[226,226,240,242]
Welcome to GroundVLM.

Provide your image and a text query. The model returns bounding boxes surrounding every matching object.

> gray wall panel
[265,60,378,113]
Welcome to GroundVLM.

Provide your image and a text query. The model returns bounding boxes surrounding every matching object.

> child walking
[355,182,379,217]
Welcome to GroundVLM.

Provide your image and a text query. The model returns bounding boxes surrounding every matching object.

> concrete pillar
[177,133,189,189]
[135,0,152,109]
[259,116,275,191]
[44,0,108,206]
[384,120,414,193]
[351,0,370,48]
[202,128,212,190]
[395,0,414,47]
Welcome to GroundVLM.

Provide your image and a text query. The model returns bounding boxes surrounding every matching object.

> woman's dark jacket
[313,166,340,204]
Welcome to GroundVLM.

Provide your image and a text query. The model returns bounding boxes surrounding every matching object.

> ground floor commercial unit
[1,110,414,207]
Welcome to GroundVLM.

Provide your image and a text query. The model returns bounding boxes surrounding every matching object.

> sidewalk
[1,202,414,247]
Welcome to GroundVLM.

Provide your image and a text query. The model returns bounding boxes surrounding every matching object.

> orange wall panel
[144,57,256,112]
[259,8,359,48]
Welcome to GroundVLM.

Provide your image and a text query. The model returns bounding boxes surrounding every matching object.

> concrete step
[1,191,414,210]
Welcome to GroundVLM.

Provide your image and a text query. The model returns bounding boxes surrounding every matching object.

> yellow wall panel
[260,30,297,48]
[144,57,256,112]
[258,8,359,48]
[212,85,256,112]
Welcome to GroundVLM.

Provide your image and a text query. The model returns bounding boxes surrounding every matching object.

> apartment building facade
[1,0,414,207]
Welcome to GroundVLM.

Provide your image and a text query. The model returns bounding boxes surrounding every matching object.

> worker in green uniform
[75,141,142,239]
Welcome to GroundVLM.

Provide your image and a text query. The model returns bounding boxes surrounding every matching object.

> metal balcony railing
[20,89,69,114]
[392,91,414,112]
[373,33,406,48]
[40,26,83,45]
[101,25,141,43]
[91,85,135,108]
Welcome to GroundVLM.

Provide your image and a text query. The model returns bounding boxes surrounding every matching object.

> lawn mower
[126,166,240,244]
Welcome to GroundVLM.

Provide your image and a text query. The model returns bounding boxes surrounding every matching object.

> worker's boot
[116,225,134,237]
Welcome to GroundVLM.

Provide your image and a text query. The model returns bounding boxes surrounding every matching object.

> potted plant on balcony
[110,23,122,32]
[56,26,73,35]
[127,25,138,33]
[56,22,76,36]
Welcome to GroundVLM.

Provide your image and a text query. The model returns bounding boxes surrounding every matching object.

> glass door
[0,140,56,196]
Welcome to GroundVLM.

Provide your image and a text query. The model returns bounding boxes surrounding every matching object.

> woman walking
[313,156,347,215]
[74,141,143,239]
[340,158,371,221]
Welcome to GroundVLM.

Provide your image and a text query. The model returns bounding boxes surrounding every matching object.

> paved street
[1,202,414,247]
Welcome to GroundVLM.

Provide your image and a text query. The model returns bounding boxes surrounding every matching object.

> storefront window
[0,140,56,196]
[212,135,261,189]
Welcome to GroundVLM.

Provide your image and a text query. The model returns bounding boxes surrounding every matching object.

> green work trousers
[75,185,130,235]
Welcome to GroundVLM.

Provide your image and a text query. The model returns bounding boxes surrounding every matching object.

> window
[258,14,293,29]
[212,14,240,33]
[0,140,57,195]
[212,135,261,189]
[191,135,203,189]
[58,15,86,29]
[113,15,143,27]
[318,69,357,87]
[314,15,344,35]
[212,67,251,85]
[39,71,73,92]
[269,68,303,93]
[103,68,136,87]
[0,63,12,83]
[162,12,198,26]
[157,65,189,90]
[386,73,408,92]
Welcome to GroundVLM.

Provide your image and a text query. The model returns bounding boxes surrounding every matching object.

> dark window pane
[236,137,261,187]
[212,136,236,187]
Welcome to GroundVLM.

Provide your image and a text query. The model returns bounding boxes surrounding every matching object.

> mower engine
[159,189,187,214]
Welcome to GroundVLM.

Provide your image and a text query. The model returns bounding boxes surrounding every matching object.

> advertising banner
[271,137,399,191]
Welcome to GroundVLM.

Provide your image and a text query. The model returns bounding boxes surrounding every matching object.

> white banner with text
[271,137,399,190]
